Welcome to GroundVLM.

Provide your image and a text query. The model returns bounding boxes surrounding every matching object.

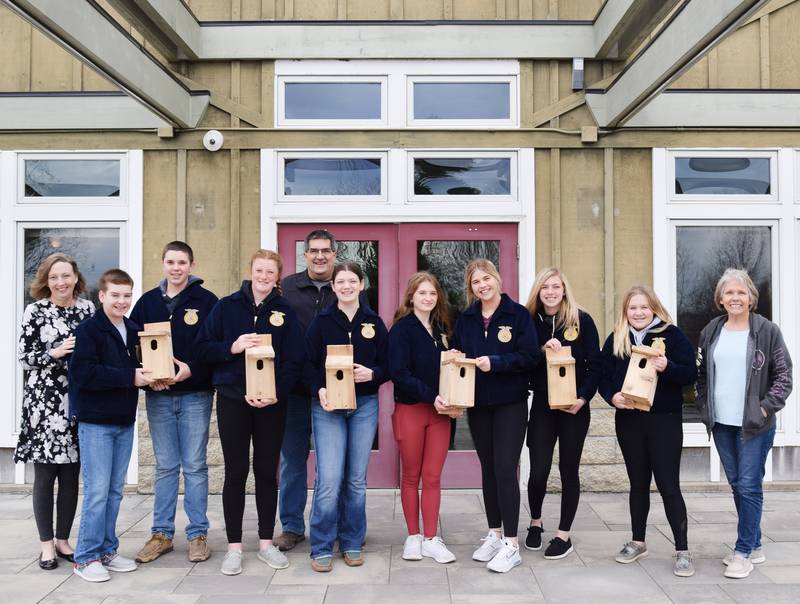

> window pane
[285,82,381,120]
[414,158,511,196]
[284,158,381,196]
[418,239,500,451]
[676,225,772,422]
[414,82,510,120]
[675,157,771,195]
[24,159,120,197]
[24,227,120,308]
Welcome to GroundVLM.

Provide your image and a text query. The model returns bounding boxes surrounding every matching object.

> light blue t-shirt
[114,321,127,346]
[713,327,749,426]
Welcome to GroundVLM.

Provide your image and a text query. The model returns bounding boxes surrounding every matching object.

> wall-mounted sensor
[572,58,585,91]
[203,130,224,152]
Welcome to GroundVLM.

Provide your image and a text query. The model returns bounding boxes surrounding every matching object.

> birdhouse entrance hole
[638,358,647,369]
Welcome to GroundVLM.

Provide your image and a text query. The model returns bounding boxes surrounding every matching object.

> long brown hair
[30,253,87,300]
[394,271,452,335]
[612,285,672,358]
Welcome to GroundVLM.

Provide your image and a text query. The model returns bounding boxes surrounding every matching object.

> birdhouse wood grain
[546,346,577,409]
[138,321,175,380]
[438,350,477,409]
[621,345,661,411]
[245,334,276,400]
[325,344,356,410]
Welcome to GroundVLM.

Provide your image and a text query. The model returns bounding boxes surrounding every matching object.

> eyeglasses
[305,248,334,256]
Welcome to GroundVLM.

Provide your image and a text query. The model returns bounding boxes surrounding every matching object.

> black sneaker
[525,525,544,551]
[544,537,574,560]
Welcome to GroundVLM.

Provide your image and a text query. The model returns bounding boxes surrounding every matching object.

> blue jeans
[146,390,212,540]
[74,422,134,565]
[279,394,312,535]
[309,394,378,559]
[713,423,776,556]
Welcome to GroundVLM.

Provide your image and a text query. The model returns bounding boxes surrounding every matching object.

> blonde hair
[394,271,452,335]
[464,258,502,305]
[714,268,759,311]
[612,285,672,358]
[525,267,582,332]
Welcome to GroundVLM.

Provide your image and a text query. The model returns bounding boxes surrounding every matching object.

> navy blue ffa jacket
[451,293,540,406]
[389,313,450,405]
[68,310,141,426]
[599,322,697,414]
[531,310,602,410]
[306,302,389,398]
[194,282,304,404]
[130,276,218,393]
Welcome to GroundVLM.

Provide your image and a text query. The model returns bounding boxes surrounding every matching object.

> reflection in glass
[414,158,511,196]
[24,228,120,309]
[25,160,120,197]
[675,157,771,195]
[285,82,381,120]
[676,225,772,421]
[418,239,501,450]
[413,82,510,120]
[284,158,381,196]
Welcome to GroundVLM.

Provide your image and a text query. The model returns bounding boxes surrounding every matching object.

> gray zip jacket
[695,313,793,440]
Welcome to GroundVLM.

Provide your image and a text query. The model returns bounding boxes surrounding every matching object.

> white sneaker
[421,536,456,564]
[220,550,243,576]
[101,553,137,573]
[487,539,522,573]
[472,530,504,562]
[73,560,111,583]
[723,548,765,565]
[724,553,754,579]
[258,544,289,570]
[402,534,423,561]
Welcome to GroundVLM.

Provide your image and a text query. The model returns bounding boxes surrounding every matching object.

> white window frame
[277,150,388,203]
[0,150,143,484]
[406,75,518,128]
[407,150,518,203]
[668,149,778,203]
[274,59,520,129]
[17,152,129,205]
[276,75,388,128]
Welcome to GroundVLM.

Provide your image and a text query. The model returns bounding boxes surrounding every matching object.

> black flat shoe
[38,554,58,570]
[55,549,74,563]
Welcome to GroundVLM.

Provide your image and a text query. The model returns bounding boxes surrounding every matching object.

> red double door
[278,223,519,488]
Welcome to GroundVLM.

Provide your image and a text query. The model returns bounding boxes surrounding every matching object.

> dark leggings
[32,462,80,542]
[615,411,688,550]
[468,401,528,538]
[527,397,590,532]
[217,394,286,542]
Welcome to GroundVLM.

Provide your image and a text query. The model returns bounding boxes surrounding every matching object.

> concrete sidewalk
[2,489,800,603]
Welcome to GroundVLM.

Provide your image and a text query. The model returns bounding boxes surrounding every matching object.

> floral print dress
[13,298,95,464]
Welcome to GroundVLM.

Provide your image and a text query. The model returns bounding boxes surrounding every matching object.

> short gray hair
[714,268,759,311]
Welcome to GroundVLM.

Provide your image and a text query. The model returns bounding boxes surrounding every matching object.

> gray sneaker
[724,548,765,565]
[673,551,695,577]
[101,553,137,573]
[615,541,648,564]
[257,544,289,570]
[220,550,243,576]
[73,560,110,583]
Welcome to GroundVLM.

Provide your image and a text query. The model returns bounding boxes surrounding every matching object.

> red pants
[392,403,451,538]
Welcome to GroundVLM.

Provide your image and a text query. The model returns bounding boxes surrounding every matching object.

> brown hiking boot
[135,533,173,563]
[273,531,306,552]
[188,535,211,562]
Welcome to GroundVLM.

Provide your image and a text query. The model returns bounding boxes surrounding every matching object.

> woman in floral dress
[14,253,94,570]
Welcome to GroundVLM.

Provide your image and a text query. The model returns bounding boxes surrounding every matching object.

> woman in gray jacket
[695,268,792,580]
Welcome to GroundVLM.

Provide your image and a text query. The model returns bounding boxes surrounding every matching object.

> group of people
[15,228,792,583]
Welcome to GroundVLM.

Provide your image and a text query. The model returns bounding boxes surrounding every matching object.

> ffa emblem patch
[498,326,513,343]
[269,311,285,327]
[361,323,376,339]
[183,309,199,325]
[564,325,579,341]
[651,337,666,353]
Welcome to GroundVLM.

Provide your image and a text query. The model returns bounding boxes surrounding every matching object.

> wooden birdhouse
[138,321,175,380]
[245,334,276,400]
[325,344,356,410]
[546,346,577,409]
[621,345,660,411]
[438,350,477,409]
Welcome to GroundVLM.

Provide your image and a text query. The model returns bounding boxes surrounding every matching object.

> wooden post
[325,344,356,410]
[245,334,276,400]
[138,321,175,380]
[438,350,477,409]
[621,345,661,411]
[546,346,577,409]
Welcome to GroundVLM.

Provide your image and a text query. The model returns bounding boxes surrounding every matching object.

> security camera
[203,130,223,152]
